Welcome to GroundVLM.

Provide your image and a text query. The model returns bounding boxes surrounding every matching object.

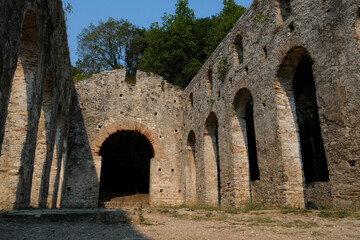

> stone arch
[203,112,220,205]
[47,103,65,208]
[206,67,213,97]
[231,88,259,205]
[31,67,55,207]
[232,32,244,68]
[278,0,293,22]
[0,10,39,209]
[91,121,163,159]
[97,125,157,204]
[275,46,329,207]
[185,130,197,204]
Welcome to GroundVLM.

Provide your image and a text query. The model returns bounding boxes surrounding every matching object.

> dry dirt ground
[0,207,360,240]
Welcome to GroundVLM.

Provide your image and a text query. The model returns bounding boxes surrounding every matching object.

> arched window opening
[0,10,39,208]
[279,0,293,22]
[189,92,194,108]
[31,67,54,208]
[47,104,64,208]
[233,34,244,66]
[231,88,259,204]
[275,47,329,207]
[206,67,213,94]
[185,131,197,204]
[293,54,329,183]
[204,112,220,205]
[245,96,260,181]
[99,130,154,205]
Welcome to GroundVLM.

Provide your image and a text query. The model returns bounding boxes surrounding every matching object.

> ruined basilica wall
[0,0,73,210]
[181,0,360,208]
[62,70,184,208]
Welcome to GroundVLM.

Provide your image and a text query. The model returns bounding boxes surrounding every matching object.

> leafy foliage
[76,18,146,77]
[140,0,245,88]
[75,0,246,87]
[205,0,246,58]
[140,0,200,88]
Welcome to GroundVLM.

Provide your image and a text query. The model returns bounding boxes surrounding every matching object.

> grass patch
[311,231,325,237]
[318,210,351,219]
[280,206,311,215]
[281,220,318,228]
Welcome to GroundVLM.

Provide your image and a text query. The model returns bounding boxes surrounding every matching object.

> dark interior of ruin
[293,54,329,183]
[245,96,260,181]
[98,130,154,201]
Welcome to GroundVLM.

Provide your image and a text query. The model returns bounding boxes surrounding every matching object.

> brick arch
[90,121,163,159]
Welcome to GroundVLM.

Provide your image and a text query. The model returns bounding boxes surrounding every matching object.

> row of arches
[185,47,329,206]
[0,10,68,209]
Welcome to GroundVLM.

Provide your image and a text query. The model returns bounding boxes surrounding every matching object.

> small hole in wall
[91,166,94,170]
[227,182,230,186]
[178,190,181,193]
[120,94,123,97]
[217,91,220,99]
[154,112,157,116]
[174,100,176,103]
[270,177,273,182]
[175,129,178,133]
[97,124,102,129]
[120,111,123,114]
[158,85,161,88]
[171,169,174,173]
[288,22,295,32]
[89,188,92,191]
[121,81,124,83]
[160,189,163,193]
[151,98,154,101]
[229,78,232,87]
[263,102,266,107]
[159,135,162,138]
[176,114,179,117]
[245,66,249,74]
[67,187,71,191]
[159,168,161,171]
[263,46,268,58]
[326,8,331,14]
[347,160,356,167]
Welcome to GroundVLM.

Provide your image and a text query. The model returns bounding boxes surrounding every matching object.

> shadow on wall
[60,88,100,208]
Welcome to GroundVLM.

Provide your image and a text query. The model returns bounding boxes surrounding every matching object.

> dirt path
[0,208,359,240]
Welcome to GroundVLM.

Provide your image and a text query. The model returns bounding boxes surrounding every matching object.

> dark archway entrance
[99,130,154,203]
[293,54,329,183]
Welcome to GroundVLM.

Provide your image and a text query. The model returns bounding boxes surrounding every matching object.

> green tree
[76,18,146,77]
[140,0,200,88]
[205,0,246,57]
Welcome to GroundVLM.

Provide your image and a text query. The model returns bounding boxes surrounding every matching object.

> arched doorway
[275,47,329,207]
[231,88,259,205]
[185,130,197,204]
[204,112,220,205]
[98,130,154,205]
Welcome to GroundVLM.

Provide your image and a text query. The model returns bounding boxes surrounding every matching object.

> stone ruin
[0,0,359,210]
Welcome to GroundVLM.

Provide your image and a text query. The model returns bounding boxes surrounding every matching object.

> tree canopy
[75,0,246,88]
[76,18,146,77]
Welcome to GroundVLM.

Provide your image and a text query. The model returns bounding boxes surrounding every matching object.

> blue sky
[66,0,253,65]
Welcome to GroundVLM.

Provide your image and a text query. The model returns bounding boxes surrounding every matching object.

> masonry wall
[181,0,360,208]
[0,0,72,210]
[62,70,183,208]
